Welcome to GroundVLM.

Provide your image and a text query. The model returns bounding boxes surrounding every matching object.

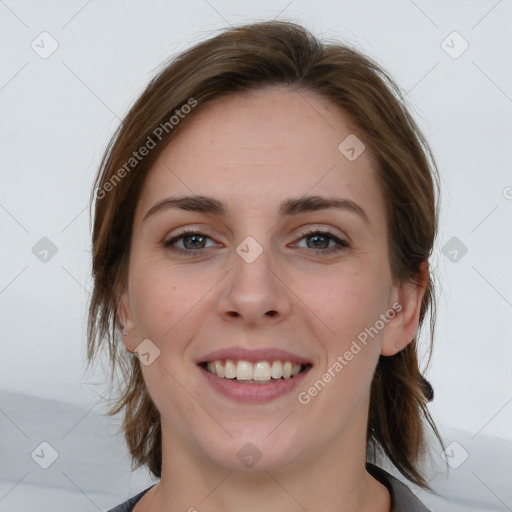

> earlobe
[116,294,136,353]
[381,262,429,356]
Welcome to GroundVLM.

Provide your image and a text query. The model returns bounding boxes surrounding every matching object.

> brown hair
[87,20,444,489]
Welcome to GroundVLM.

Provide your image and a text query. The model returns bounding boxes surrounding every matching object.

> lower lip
[199,365,312,403]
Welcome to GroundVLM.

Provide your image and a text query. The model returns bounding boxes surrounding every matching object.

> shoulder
[366,462,432,512]
[105,484,157,512]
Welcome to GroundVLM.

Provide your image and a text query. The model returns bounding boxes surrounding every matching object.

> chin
[197,433,303,474]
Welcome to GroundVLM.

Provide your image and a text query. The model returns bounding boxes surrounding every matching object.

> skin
[118,85,427,512]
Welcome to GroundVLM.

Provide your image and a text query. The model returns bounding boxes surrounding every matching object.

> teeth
[271,361,282,379]
[214,360,225,378]
[224,360,236,379]
[236,360,253,380]
[283,361,292,379]
[207,362,218,376]
[253,361,271,381]
[205,359,303,381]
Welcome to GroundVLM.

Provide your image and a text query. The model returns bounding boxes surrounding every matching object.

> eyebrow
[143,194,369,223]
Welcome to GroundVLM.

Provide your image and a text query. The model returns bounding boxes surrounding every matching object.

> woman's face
[120,86,422,473]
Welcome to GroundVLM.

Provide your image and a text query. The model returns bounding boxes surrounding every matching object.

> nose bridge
[216,230,290,323]
[231,233,277,298]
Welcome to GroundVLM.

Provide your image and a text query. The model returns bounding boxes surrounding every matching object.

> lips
[195,346,314,402]
[199,360,313,402]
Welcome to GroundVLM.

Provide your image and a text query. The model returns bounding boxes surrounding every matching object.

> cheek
[304,267,392,340]
[132,282,174,336]
[301,275,388,417]
[129,265,195,408]
[129,261,188,340]
[299,268,392,397]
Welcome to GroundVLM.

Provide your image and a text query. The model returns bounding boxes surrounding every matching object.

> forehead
[136,86,383,221]
[164,86,363,163]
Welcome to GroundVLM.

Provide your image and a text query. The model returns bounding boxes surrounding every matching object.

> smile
[201,359,310,382]
[198,360,313,402]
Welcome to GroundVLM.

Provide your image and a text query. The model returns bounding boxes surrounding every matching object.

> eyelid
[294,223,348,240]
[163,225,350,258]
[163,228,221,248]
[291,226,350,252]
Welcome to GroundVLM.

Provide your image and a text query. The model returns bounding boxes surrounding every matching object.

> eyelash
[163,228,350,257]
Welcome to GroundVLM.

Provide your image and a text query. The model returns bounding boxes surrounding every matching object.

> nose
[215,239,292,327]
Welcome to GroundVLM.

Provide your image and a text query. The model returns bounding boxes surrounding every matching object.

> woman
[88,20,444,512]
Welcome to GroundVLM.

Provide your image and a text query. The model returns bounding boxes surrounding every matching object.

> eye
[163,229,218,254]
[163,227,350,256]
[292,228,350,255]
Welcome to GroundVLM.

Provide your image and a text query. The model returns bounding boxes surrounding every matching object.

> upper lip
[196,347,312,365]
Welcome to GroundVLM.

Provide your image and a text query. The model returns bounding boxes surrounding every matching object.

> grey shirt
[106,462,431,511]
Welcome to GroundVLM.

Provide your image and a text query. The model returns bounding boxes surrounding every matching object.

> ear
[380,262,429,356]
[116,293,137,353]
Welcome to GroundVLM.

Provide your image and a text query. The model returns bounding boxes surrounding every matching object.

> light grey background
[1,1,511,510]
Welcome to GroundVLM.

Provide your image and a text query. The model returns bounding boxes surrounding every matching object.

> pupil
[185,235,204,249]
[309,234,328,249]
